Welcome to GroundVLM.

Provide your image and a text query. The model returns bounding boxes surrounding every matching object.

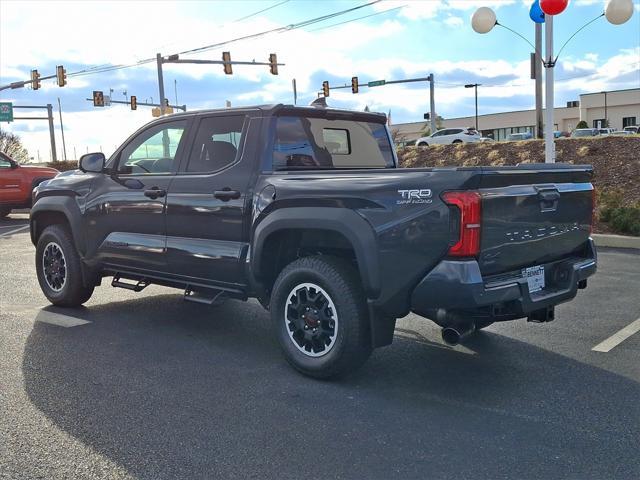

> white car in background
[598,128,615,135]
[623,126,639,134]
[415,127,481,146]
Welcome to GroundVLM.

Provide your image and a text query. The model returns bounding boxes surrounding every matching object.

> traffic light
[269,53,278,75]
[130,95,137,110]
[222,51,232,75]
[56,65,67,87]
[93,90,104,107]
[351,76,359,94]
[322,81,329,97]
[31,69,41,90]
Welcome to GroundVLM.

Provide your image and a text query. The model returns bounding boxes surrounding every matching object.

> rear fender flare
[252,207,381,299]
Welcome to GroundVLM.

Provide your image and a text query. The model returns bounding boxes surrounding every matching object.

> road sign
[368,80,386,87]
[0,102,13,122]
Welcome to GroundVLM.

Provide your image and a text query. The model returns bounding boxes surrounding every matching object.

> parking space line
[0,225,30,238]
[592,318,640,352]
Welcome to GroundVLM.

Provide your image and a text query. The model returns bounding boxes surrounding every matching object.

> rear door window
[273,116,393,170]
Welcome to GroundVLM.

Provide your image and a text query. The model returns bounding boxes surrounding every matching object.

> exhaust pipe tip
[441,324,475,346]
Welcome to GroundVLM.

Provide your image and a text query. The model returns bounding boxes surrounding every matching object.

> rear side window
[273,116,393,170]
[186,115,245,173]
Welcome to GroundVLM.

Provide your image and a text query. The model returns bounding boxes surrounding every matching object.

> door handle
[144,187,166,199]
[214,189,241,201]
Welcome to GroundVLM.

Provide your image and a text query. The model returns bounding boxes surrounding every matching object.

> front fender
[252,207,381,299]
[30,195,86,255]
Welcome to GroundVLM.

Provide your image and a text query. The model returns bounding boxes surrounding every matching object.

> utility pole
[465,83,480,131]
[544,16,555,163]
[602,91,608,127]
[57,98,67,161]
[429,73,436,134]
[534,23,543,139]
[46,104,57,162]
[156,53,167,116]
[292,78,297,105]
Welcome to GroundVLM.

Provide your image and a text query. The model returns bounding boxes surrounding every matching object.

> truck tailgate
[476,165,593,276]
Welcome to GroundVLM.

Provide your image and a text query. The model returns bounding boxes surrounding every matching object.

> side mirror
[79,152,105,173]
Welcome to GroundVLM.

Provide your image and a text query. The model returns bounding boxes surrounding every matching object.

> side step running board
[184,287,226,306]
[112,274,149,292]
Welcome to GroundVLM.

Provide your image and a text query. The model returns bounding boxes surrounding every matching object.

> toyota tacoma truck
[30,105,596,378]
[0,151,58,218]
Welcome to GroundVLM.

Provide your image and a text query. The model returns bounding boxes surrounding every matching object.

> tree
[0,129,30,164]
[576,120,588,129]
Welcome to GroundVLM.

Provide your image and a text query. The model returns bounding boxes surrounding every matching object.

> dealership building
[392,87,640,144]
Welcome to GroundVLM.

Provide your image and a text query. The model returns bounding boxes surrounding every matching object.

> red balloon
[540,0,568,15]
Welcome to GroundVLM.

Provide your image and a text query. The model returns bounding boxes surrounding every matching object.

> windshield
[273,116,394,170]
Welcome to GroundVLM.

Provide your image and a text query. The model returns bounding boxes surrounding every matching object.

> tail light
[443,191,482,257]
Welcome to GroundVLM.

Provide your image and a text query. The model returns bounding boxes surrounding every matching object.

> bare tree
[0,129,30,164]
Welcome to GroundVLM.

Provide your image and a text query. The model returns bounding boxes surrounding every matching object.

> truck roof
[160,103,388,124]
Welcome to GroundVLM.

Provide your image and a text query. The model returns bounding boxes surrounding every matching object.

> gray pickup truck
[31,104,596,378]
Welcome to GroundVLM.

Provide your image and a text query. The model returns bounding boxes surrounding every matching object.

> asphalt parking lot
[1,213,639,480]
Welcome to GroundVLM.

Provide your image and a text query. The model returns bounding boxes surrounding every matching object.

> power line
[234,0,290,22]
[65,0,383,80]
[309,4,405,32]
[177,0,383,56]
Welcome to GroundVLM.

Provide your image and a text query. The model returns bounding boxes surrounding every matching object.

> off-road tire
[271,255,372,379]
[36,225,94,307]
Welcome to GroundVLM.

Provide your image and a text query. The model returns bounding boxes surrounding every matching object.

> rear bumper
[411,239,597,326]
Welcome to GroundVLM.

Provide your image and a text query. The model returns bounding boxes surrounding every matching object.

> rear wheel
[452,139,463,144]
[417,142,428,147]
[271,256,371,379]
[0,207,11,219]
[36,225,94,306]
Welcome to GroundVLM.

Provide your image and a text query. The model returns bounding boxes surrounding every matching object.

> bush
[576,120,588,129]
[608,206,640,236]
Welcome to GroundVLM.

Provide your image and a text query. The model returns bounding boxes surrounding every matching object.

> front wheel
[36,225,94,307]
[271,256,372,379]
[452,139,463,144]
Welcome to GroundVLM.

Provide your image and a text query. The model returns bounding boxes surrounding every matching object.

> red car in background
[0,151,58,218]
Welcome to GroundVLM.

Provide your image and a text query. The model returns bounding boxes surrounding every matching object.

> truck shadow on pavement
[22,295,640,480]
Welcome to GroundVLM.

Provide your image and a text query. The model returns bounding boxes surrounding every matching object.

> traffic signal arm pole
[164,59,284,67]
[85,98,186,111]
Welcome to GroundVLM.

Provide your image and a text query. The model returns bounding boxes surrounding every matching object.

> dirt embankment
[397,136,640,204]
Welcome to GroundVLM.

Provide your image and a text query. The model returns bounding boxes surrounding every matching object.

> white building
[392,87,640,144]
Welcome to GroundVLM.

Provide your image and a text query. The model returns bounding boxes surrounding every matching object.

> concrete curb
[592,233,640,250]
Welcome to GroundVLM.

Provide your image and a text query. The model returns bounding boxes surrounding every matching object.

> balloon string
[495,21,536,51]
[554,13,606,64]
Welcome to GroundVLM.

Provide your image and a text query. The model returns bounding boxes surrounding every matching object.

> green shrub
[576,120,588,129]
[608,205,640,236]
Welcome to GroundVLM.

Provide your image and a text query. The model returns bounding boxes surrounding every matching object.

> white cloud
[373,0,515,20]
[445,16,464,27]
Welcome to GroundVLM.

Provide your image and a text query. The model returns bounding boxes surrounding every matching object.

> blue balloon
[529,0,545,23]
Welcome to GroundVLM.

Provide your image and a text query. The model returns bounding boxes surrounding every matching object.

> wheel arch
[30,196,85,255]
[251,207,381,299]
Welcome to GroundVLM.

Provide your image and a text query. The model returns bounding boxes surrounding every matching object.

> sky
[1,0,639,161]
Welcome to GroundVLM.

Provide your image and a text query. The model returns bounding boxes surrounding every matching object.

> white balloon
[472,7,497,34]
[605,0,634,25]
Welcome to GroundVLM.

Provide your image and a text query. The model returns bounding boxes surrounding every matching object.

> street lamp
[472,0,634,163]
[465,84,481,131]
